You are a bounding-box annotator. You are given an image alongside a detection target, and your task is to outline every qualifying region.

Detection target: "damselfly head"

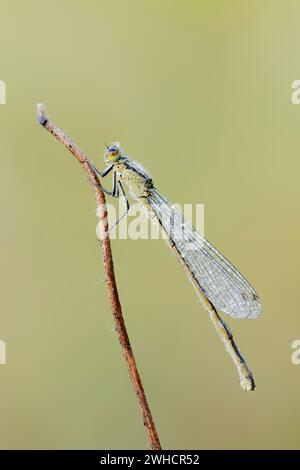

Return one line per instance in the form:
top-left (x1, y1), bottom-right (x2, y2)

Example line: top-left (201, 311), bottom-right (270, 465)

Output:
top-left (104, 142), bottom-right (122, 163)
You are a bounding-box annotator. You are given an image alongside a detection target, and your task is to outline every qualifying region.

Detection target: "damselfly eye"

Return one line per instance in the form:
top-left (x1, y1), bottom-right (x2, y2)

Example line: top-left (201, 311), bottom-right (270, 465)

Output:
top-left (105, 145), bottom-right (120, 161)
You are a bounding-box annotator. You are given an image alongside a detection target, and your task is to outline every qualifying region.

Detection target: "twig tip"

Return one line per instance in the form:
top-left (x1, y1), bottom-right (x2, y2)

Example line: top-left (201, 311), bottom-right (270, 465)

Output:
top-left (36, 103), bottom-right (48, 126)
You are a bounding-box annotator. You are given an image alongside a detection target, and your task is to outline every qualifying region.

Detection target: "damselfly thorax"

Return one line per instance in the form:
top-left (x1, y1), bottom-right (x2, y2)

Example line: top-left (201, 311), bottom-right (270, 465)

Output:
top-left (116, 162), bottom-right (153, 201)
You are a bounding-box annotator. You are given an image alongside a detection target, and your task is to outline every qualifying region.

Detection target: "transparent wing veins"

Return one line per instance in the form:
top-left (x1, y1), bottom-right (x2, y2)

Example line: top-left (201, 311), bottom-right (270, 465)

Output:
top-left (148, 188), bottom-right (261, 319)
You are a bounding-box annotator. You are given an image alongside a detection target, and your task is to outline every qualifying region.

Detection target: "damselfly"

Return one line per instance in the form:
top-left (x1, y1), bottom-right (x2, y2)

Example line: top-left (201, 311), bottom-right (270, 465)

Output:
top-left (89, 142), bottom-right (262, 391)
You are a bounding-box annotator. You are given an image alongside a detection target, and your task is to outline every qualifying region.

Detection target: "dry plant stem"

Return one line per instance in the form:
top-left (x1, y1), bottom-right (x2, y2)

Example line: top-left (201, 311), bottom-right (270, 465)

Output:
top-left (36, 104), bottom-right (161, 450)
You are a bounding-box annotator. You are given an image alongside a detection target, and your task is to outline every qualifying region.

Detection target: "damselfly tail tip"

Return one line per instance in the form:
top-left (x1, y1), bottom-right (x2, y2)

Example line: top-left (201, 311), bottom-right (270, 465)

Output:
top-left (241, 379), bottom-right (255, 392)
top-left (239, 367), bottom-right (255, 392)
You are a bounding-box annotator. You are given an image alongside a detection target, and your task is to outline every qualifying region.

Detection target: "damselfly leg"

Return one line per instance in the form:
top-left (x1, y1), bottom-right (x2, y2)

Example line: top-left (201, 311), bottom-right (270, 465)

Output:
top-left (89, 160), bottom-right (118, 197)
top-left (88, 160), bottom-right (130, 231)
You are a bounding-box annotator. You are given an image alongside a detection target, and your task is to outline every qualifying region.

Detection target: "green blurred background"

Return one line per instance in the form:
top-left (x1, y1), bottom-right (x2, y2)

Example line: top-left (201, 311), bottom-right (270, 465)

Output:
top-left (0, 0), bottom-right (299, 449)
